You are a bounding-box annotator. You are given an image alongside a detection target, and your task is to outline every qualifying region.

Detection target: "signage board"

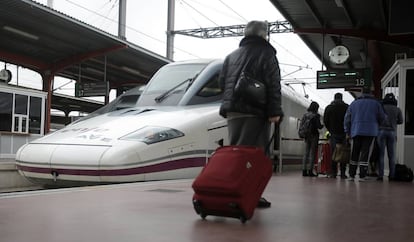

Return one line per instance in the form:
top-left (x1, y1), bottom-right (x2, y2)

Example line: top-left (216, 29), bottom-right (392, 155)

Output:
top-left (316, 69), bottom-right (371, 89)
top-left (75, 81), bottom-right (108, 97)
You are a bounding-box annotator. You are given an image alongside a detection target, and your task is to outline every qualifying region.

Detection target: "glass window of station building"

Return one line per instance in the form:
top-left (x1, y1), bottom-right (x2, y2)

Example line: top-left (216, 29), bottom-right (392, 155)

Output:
top-left (0, 88), bottom-right (46, 135)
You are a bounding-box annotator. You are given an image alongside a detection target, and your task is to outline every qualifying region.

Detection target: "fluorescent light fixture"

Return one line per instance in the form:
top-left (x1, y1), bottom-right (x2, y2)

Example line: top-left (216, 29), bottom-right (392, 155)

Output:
top-left (85, 67), bottom-right (105, 74)
top-left (121, 66), bottom-right (142, 76)
top-left (3, 26), bottom-right (39, 40)
top-left (335, 0), bottom-right (344, 7)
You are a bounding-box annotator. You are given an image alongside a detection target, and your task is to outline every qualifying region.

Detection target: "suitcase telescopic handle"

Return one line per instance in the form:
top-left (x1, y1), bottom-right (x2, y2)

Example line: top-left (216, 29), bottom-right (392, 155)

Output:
top-left (264, 127), bottom-right (276, 156)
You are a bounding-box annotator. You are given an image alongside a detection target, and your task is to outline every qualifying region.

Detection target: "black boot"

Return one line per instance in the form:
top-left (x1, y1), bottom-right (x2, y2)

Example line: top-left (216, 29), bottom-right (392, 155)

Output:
top-left (257, 197), bottom-right (271, 208)
top-left (329, 162), bottom-right (338, 178)
top-left (349, 164), bottom-right (357, 178)
top-left (359, 165), bottom-right (368, 179)
top-left (308, 169), bottom-right (317, 177)
top-left (302, 170), bottom-right (308, 177)
top-left (340, 163), bottom-right (347, 179)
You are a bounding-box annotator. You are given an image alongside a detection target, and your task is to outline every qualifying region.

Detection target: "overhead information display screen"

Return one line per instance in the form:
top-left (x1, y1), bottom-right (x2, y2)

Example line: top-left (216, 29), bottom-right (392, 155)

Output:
top-left (316, 69), bottom-right (371, 89)
top-left (75, 81), bottom-right (109, 97)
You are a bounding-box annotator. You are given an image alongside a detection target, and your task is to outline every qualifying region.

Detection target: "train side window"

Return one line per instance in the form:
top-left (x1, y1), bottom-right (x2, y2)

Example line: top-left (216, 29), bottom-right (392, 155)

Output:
top-left (0, 92), bottom-right (13, 132)
top-left (188, 74), bottom-right (223, 105)
top-left (114, 95), bottom-right (140, 110)
top-left (197, 74), bottom-right (222, 97)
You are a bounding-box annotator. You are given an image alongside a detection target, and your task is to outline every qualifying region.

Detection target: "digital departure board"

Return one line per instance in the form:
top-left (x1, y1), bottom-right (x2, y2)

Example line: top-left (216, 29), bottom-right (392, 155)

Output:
top-left (316, 69), bottom-right (371, 89)
top-left (75, 81), bottom-right (109, 97)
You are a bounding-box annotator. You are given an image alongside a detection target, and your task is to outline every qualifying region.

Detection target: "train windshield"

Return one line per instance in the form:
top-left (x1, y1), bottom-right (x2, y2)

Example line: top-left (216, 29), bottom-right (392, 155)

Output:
top-left (72, 85), bottom-right (145, 124)
top-left (144, 63), bottom-right (206, 95)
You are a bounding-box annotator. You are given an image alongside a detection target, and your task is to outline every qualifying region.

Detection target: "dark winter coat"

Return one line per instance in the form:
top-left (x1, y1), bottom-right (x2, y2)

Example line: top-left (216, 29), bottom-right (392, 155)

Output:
top-left (380, 104), bottom-right (403, 131)
top-left (323, 99), bottom-right (349, 135)
top-left (219, 36), bottom-right (283, 118)
top-left (309, 112), bottom-right (324, 137)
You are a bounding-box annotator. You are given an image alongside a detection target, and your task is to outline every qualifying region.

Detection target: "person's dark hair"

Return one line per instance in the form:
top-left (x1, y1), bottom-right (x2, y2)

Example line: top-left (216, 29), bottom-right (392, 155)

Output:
top-left (334, 92), bottom-right (342, 100)
top-left (383, 93), bottom-right (398, 106)
top-left (307, 101), bottom-right (319, 113)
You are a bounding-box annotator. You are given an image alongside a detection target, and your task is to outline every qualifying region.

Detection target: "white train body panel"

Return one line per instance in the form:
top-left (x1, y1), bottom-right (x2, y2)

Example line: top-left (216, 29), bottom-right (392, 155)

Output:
top-left (16, 59), bottom-right (311, 186)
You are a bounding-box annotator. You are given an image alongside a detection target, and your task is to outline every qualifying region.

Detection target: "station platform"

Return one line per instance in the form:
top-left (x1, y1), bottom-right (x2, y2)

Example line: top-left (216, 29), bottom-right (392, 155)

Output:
top-left (0, 172), bottom-right (413, 242)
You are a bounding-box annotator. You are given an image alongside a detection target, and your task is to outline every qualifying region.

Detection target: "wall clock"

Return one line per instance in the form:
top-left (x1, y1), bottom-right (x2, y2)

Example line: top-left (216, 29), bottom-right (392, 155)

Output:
top-left (328, 45), bottom-right (350, 65)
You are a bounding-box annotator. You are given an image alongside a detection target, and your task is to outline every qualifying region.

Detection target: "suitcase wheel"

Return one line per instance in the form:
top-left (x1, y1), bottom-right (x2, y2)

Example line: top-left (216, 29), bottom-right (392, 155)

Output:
top-left (239, 215), bottom-right (247, 224)
top-left (193, 199), bottom-right (207, 219)
top-left (229, 203), bottom-right (247, 224)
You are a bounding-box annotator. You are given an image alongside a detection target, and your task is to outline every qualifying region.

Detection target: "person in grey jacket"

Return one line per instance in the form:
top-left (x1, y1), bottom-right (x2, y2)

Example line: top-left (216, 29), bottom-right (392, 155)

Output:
top-left (219, 20), bottom-right (283, 207)
top-left (377, 93), bottom-right (403, 181)
top-left (344, 88), bottom-right (386, 181)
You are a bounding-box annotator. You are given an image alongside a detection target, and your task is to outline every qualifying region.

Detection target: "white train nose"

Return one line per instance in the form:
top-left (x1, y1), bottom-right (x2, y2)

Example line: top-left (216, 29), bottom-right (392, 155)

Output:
top-left (16, 143), bottom-right (111, 184)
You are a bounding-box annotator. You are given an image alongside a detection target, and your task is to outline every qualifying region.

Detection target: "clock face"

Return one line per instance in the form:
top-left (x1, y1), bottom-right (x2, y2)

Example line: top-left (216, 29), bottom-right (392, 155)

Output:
top-left (0, 69), bottom-right (12, 82)
top-left (328, 45), bottom-right (350, 64)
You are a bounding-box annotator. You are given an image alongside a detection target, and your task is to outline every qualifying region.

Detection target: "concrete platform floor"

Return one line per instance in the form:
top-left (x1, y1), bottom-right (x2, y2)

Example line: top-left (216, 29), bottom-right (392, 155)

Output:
top-left (0, 172), bottom-right (413, 242)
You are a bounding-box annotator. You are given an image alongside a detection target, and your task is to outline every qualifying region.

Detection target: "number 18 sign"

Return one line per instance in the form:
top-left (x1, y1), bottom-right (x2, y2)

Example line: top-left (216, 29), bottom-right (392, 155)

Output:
top-left (316, 69), bottom-right (371, 89)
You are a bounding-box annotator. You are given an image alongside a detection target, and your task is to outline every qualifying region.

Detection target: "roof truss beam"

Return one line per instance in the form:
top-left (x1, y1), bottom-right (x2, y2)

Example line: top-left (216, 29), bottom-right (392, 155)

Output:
top-left (339, 0), bottom-right (356, 27)
top-left (49, 44), bottom-right (127, 74)
top-left (294, 27), bottom-right (414, 47)
top-left (172, 21), bottom-right (292, 39)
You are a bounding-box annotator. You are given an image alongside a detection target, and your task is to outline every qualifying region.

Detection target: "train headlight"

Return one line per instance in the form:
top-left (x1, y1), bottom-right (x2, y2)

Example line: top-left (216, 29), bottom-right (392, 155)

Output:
top-left (120, 126), bottom-right (184, 144)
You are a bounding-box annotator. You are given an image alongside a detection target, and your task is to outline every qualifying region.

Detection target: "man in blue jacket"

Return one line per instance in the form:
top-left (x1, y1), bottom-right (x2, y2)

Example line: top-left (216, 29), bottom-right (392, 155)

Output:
top-left (344, 88), bottom-right (386, 181)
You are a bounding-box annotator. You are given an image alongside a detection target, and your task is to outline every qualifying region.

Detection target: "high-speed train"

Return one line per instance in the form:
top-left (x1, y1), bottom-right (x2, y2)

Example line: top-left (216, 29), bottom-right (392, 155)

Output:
top-left (16, 59), bottom-right (312, 187)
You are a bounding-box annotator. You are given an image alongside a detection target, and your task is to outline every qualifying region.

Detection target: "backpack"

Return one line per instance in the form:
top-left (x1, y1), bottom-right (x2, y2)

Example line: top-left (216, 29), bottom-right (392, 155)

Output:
top-left (394, 164), bottom-right (414, 182)
top-left (298, 113), bottom-right (314, 139)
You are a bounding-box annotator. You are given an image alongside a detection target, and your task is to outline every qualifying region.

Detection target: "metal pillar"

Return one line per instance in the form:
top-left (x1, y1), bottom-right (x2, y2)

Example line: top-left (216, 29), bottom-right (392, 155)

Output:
top-left (118, 0), bottom-right (127, 40)
top-left (166, 0), bottom-right (175, 60)
top-left (42, 72), bottom-right (54, 134)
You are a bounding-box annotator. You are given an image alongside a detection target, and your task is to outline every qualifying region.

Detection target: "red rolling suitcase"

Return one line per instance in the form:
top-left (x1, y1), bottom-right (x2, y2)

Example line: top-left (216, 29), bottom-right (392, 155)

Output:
top-left (315, 142), bottom-right (331, 175)
top-left (192, 145), bottom-right (273, 223)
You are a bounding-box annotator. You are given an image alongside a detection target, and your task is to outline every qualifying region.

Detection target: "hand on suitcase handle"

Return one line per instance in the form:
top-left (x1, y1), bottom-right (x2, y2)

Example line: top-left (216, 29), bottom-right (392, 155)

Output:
top-left (269, 115), bottom-right (282, 124)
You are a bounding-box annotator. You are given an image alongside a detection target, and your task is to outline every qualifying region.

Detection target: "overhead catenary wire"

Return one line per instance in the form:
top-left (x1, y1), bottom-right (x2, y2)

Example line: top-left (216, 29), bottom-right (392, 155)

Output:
top-left (62, 0), bottom-right (315, 68)
top-left (59, 1), bottom-right (327, 102)
top-left (63, 0), bottom-right (199, 58)
top-left (180, 0), bottom-right (220, 26)
top-left (83, 0), bottom-right (117, 28)
top-left (185, 0), bottom-right (246, 23)
top-left (178, 0), bottom-right (315, 70)
top-left (218, 0), bottom-right (248, 22)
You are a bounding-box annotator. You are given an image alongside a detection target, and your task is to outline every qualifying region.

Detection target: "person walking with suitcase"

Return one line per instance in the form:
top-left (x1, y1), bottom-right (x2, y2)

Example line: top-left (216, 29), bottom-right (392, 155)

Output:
top-left (323, 92), bottom-right (349, 179)
top-left (219, 20), bottom-right (284, 208)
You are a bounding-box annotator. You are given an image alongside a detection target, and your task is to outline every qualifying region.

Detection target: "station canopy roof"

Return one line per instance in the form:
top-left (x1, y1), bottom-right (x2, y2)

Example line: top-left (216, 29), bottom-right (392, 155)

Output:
top-left (270, 0), bottom-right (414, 77)
top-left (0, 0), bottom-right (171, 92)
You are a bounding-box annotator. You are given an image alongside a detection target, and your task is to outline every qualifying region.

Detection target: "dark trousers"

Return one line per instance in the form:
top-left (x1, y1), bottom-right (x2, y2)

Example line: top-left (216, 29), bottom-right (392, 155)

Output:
top-left (349, 135), bottom-right (375, 178)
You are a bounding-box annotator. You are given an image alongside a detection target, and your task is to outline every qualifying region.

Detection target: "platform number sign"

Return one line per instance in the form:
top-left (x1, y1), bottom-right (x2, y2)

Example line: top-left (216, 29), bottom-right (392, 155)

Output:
top-left (316, 69), bottom-right (371, 89)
